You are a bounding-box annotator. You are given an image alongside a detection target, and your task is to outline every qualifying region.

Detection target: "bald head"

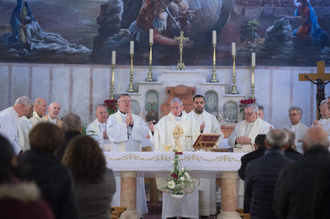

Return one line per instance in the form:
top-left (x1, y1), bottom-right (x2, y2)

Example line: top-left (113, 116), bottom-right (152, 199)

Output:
top-left (95, 105), bottom-right (108, 123)
top-left (48, 102), bottom-right (61, 119)
top-left (303, 127), bottom-right (329, 152)
top-left (34, 98), bottom-right (47, 116)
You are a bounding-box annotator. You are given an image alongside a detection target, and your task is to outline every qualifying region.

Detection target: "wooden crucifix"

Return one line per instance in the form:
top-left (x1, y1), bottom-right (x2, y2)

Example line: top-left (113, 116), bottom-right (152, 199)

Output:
top-left (299, 61), bottom-right (330, 119)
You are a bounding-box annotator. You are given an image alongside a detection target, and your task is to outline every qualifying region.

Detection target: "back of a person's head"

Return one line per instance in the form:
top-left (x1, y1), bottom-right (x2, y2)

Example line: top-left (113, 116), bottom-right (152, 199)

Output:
top-left (62, 135), bottom-right (106, 184)
top-left (0, 135), bottom-right (16, 183)
top-left (266, 129), bottom-right (288, 149)
top-left (61, 114), bottom-right (81, 132)
top-left (29, 123), bottom-right (64, 153)
top-left (255, 134), bottom-right (266, 148)
top-left (284, 128), bottom-right (296, 148)
top-left (303, 127), bottom-right (329, 150)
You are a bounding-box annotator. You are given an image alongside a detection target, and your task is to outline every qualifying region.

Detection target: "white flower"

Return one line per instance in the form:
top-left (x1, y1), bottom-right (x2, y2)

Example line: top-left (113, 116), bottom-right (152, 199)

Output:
top-left (185, 172), bottom-right (190, 178)
top-left (171, 161), bottom-right (175, 164)
top-left (167, 180), bottom-right (176, 189)
top-left (180, 177), bottom-right (185, 181)
top-left (181, 167), bottom-right (185, 171)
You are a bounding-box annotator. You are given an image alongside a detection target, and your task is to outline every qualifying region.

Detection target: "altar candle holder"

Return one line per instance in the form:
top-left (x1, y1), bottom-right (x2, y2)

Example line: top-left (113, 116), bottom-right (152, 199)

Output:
top-left (210, 43), bottom-right (218, 82)
top-left (231, 55), bottom-right (239, 94)
top-left (251, 66), bottom-right (255, 99)
top-left (110, 64), bottom-right (116, 100)
top-left (127, 54), bottom-right (136, 92)
top-left (146, 42), bottom-right (154, 81)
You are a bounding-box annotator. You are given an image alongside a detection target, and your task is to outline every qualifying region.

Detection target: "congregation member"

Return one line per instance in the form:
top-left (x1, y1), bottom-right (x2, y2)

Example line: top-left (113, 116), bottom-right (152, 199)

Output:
top-left (43, 102), bottom-right (62, 127)
top-left (238, 134), bottom-right (266, 213)
top-left (245, 129), bottom-right (292, 219)
top-left (312, 100), bottom-right (330, 127)
top-left (257, 106), bottom-right (265, 120)
top-left (188, 94), bottom-right (223, 217)
top-left (107, 94), bottom-right (149, 216)
top-left (56, 113), bottom-right (82, 160)
top-left (149, 97), bottom-right (200, 219)
top-left (274, 127), bottom-right (330, 219)
top-left (0, 134), bottom-right (54, 219)
top-left (288, 106), bottom-right (309, 153)
top-left (19, 104), bottom-right (33, 151)
top-left (62, 135), bottom-right (116, 219)
top-left (283, 129), bottom-right (303, 160)
top-left (18, 123), bottom-right (79, 219)
top-left (87, 105), bottom-right (110, 149)
top-left (30, 98), bottom-right (47, 126)
top-left (0, 96), bottom-right (32, 154)
top-left (228, 103), bottom-right (272, 151)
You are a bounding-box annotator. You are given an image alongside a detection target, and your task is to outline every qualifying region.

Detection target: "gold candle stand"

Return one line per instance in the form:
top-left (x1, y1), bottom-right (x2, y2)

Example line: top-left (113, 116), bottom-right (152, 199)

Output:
top-left (251, 66), bottom-right (255, 99)
top-left (231, 55), bottom-right (239, 94)
top-left (127, 54), bottom-right (136, 92)
top-left (146, 43), bottom-right (154, 81)
top-left (210, 44), bottom-right (218, 82)
top-left (110, 64), bottom-right (116, 100)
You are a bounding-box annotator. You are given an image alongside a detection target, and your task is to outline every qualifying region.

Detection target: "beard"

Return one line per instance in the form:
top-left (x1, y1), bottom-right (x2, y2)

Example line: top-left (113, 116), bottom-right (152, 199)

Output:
top-left (194, 107), bottom-right (203, 114)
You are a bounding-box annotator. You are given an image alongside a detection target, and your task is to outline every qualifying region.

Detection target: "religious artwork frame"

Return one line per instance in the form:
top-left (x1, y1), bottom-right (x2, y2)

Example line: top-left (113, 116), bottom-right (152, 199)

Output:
top-left (192, 133), bottom-right (221, 150)
top-left (205, 91), bottom-right (218, 114)
top-left (223, 101), bottom-right (238, 123)
top-left (130, 99), bottom-right (140, 115)
top-left (145, 89), bottom-right (159, 123)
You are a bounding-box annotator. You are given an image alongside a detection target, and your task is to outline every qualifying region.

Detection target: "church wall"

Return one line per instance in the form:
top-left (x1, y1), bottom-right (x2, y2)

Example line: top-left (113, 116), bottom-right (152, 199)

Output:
top-left (0, 62), bottom-right (329, 129)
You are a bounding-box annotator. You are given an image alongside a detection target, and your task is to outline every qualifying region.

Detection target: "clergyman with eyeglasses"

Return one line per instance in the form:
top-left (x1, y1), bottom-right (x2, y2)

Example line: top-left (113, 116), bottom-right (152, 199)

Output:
top-left (288, 106), bottom-right (308, 154)
top-left (228, 103), bottom-right (273, 151)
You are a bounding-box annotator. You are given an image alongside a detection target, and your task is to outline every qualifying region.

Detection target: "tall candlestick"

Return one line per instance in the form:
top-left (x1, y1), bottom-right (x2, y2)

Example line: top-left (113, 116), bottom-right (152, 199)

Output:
top-left (130, 41), bottom-right (134, 55)
top-left (231, 42), bottom-right (236, 56)
top-left (251, 52), bottom-right (256, 67)
top-left (149, 29), bottom-right (154, 44)
top-left (112, 51), bottom-right (116, 65)
top-left (212, 30), bottom-right (217, 45)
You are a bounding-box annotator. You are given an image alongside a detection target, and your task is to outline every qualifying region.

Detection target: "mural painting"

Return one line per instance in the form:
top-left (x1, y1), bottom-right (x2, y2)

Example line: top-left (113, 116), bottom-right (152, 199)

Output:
top-left (0, 0), bottom-right (330, 66)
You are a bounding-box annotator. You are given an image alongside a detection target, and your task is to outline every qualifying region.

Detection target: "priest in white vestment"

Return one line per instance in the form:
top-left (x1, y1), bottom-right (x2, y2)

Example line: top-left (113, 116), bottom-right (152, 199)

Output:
top-left (288, 106), bottom-right (309, 154)
top-left (30, 98), bottom-right (47, 126)
top-left (149, 97), bottom-right (200, 219)
top-left (107, 94), bottom-right (149, 216)
top-left (187, 94), bottom-right (223, 217)
top-left (0, 96), bottom-right (32, 154)
top-left (87, 105), bottom-right (110, 149)
top-left (19, 104), bottom-right (33, 151)
top-left (43, 102), bottom-right (62, 127)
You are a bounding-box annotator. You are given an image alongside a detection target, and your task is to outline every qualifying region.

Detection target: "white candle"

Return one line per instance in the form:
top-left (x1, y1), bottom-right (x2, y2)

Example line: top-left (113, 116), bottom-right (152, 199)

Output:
top-left (212, 30), bottom-right (217, 45)
top-left (231, 42), bottom-right (236, 56)
top-left (251, 53), bottom-right (256, 67)
top-left (149, 29), bottom-right (154, 44)
top-left (112, 51), bottom-right (116, 65)
top-left (130, 41), bottom-right (134, 55)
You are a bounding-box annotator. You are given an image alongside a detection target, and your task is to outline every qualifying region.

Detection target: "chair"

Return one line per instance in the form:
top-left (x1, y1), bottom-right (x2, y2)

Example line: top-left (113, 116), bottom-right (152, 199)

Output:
top-left (236, 209), bottom-right (250, 219)
top-left (111, 207), bottom-right (127, 218)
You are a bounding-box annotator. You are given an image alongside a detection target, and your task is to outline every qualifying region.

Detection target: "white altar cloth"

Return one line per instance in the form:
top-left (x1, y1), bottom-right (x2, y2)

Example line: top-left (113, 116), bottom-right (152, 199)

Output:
top-left (104, 152), bottom-right (244, 178)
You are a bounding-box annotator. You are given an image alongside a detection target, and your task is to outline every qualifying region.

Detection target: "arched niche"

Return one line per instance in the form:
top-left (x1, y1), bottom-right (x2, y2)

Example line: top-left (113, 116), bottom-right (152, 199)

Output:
top-left (130, 99), bottom-right (140, 115)
top-left (223, 101), bottom-right (238, 123)
top-left (205, 91), bottom-right (218, 114)
top-left (145, 90), bottom-right (159, 123)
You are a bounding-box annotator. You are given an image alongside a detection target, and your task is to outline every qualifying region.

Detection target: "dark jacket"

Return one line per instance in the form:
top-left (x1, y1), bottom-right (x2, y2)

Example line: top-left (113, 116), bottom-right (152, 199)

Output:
top-left (56, 130), bottom-right (81, 160)
top-left (238, 146), bottom-right (266, 181)
top-left (18, 150), bottom-right (79, 219)
top-left (245, 148), bottom-right (292, 219)
top-left (285, 147), bottom-right (303, 161)
top-left (274, 145), bottom-right (330, 219)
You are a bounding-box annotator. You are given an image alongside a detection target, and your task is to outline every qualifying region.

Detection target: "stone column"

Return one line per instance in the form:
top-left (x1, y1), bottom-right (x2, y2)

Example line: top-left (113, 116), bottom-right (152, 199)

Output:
top-left (119, 171), bottom-right (140, 219)
top-left (217, 171), bottom-right (241, 219)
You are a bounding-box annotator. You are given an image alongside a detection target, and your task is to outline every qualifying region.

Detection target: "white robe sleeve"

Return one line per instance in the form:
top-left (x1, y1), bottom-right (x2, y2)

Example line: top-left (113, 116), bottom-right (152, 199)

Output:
top-left (131, 115), bottom-right (149, 142)
top-left (0, 113), bottom-right (21, 154)
top-left (86, 123), bottom-right (104, 148)
top-left (106, 114), bottom-right (129, 143)
top-left (228, 124), bottom-right (240, 148)
top-left (211, 115), bottom-right (224, 145)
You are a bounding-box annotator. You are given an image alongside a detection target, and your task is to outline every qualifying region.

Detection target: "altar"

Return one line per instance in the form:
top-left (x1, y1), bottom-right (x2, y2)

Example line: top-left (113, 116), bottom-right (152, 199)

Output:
top-left (105, 151), bottom-right (245, 219)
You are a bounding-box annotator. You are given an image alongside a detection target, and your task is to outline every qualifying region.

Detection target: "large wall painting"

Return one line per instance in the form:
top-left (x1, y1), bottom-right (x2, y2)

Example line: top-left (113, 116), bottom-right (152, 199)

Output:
top-left (0, 0), bottom-right (330, 66)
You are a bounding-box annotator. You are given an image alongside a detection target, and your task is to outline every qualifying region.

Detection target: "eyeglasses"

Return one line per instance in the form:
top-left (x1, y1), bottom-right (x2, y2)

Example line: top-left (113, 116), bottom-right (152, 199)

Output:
top-left (119, 100), bottom-right (131, 103)
top-left (289, 113), bottom-right (298, 117)
top-left (244, 112), bottom-right (254, 117)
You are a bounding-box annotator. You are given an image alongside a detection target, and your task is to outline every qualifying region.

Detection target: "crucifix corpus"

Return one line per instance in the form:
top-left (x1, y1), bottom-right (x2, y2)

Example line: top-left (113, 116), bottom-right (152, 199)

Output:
top-left (174, 31), bottom-right (189, 71)
top-left (299, 61), bottom-right (330, 119)
top-left (173, 125), bottom-right (184, 152)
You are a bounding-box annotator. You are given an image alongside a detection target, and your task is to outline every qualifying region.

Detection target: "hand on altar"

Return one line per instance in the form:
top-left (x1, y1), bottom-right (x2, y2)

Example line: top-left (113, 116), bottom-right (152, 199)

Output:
top-left (313, 120), bottom-right (322, 128)
top-left (148, 121), bottom-right (155, 132)
top-left (103, 130), bottom-right (109, 139)
top-left (200, 122), bottom-right (205, 132)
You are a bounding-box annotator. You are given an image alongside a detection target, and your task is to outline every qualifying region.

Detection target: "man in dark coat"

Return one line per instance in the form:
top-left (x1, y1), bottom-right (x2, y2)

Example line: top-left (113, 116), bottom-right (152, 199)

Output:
top-left (274, 127), bottom-right (330, 219)
top-left (245, 129), bottom-right (292, 219)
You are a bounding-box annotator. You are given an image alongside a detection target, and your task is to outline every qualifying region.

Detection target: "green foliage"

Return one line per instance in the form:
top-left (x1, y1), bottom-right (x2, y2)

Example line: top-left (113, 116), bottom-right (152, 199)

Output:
top-left (81, 123), bottom-right (97, 136)
top-left (240, 19), bottom-right (261, 41)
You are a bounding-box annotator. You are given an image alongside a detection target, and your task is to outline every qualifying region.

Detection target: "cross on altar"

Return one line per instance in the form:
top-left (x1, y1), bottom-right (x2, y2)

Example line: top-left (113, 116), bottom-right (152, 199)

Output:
top-left (299, 61), bottom-right (330, 118)
top-left (174, 31), bottom-right (189, 70)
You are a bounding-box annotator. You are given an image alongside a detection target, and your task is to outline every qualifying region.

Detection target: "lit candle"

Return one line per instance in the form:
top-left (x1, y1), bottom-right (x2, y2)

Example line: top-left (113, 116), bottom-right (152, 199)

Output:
top-left (149, 29), bottom-right (154, 44)
top-left (130, 41), bottom-right (134, 55)
top-left (112, 51), bottom-right (116, 65)
top-left (212, 30), bottom-right (217, 45)
top-left (251, 53), bottom-right (256, 67)
top-left (231, 42), bottom-right (236, 56)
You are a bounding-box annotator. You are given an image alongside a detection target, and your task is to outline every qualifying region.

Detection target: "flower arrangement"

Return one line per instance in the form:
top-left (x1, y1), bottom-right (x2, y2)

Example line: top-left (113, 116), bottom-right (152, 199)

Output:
top-left (239, 98), bottom-right (257, 112)
top-left (104, 99), bottom-right (118, 115)
top-left (162, 150), bottom-right (193, 195)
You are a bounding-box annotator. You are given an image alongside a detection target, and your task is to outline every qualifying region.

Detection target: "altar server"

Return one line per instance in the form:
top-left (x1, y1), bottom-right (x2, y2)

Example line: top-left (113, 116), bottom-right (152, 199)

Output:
top-left (0, 96), bottom-right (32, 154)
top-left (30, 98), bottom-right (47, 126)
top-left (107, 94), bottom-right (149, 216)
top-left (149, 97), bottom-right (200, 219)
top-left (87, 105), bottom-right (110, 149)
top-left (288, 106), bottom-right (309, 153)
top-left (188, 94), bottom-right (223, 217)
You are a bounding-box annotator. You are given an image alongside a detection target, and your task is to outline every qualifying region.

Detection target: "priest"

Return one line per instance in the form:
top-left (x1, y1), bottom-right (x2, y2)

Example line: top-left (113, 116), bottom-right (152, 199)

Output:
top-left (30, 97), bottom-right (47, 126)
top-left (228, 103), bottom-right (273, 150)
top-left (288, 106), bottom-right (309, 153)
top-left (313, 100), bottom-right (330, 141)
top-left (106, 94), bottom-right (149, 216)
top-left (43, 102), bottom-right (62, 127)
top-left (19, 104), bottom-right (33, 151)
top-left (149, 97), bottom-right (200, 219)
top-left (86, 105), bottom-right (110, 149)
top-left (0, 96), bottom-right (32, 154)
top-left (187, 94), bottom-right (223, 217)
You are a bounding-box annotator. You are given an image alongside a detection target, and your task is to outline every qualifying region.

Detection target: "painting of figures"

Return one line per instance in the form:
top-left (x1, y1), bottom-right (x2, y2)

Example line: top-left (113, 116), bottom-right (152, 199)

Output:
top-left (0, 0), bottom-right (330, 66)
